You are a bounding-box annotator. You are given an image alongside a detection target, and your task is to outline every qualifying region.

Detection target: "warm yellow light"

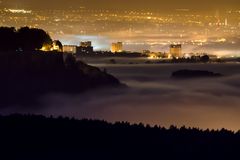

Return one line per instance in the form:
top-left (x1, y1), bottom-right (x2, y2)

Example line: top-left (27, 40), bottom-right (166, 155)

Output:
top-left (148, 55), bottom-right (155, 59)
top-left (5, 9), bottom-right (32, 14)
top-left (40, 44), bottom-right (51, 51)
top-left (216, 38), bottom-right (226, 43)
top-left (52, 44), bottom-right (60, 51)
top-left (168, 54), bottom-right (172, 59)
top-left (147, 53), bottom-right (160, 59)
top-left (41, 46), bottom-right (48, 51)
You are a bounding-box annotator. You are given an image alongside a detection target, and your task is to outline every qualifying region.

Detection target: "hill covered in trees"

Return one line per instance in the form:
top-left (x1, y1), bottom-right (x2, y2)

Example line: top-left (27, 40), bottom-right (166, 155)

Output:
top-left (0, 27), bottom-right (124, 107)
top-left (0, 114), bottom-right (239, 160)
top-left (0, 26), bottom-right (52, 51)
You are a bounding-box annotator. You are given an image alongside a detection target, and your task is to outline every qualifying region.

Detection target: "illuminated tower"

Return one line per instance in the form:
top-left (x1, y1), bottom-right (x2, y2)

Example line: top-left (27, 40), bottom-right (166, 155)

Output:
top-left (111, 42), bottom-right (123, 53)
top-left (170, 44), bottom-right (182, 58)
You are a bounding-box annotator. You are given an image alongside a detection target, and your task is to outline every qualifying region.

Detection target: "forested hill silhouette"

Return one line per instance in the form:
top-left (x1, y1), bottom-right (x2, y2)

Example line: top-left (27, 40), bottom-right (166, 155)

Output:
top-left (0, 27), bottom-right (124, 107)
top-left (0, 114), bottom-right (239, 160)
top-left (0, 26), bottom-right (52, 51)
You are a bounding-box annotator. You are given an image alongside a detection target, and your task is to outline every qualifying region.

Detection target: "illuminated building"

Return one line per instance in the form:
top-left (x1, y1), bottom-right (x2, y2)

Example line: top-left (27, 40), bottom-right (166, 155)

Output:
top-left (170, 44), bottom-right (182, 58)
top-left (52, 40), bottom-right (63, 52)
top-left (146, 52), bottom-right (164, 59)
top-left (77, 41), bottom-right (94, 54)
top-left (1, 8), bottom-right (239, 57)
top-left (111, 42), bottom-right (123, 53)
top-left (148, 53), bottom-right (159, 59)
top-left (80, 41), bottom-right (92, 47)
top-left (40, 43), bottom-right (52, 51)
top-left (63, 45), bottom-right (77, 54)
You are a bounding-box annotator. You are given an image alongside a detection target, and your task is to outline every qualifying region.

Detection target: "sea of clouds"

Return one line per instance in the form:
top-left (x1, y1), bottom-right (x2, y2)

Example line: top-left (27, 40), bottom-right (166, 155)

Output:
top-left (2, 63), bottom-right (240, 131)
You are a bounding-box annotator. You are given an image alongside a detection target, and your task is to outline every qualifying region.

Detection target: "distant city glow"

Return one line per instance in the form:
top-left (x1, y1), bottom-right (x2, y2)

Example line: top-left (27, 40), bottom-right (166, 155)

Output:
top-left (53, 34), bottom-right (110, 51)
top-left (1, 7), bottom-right (240, 57)
top-left (216, 38), bottom-right (227, 43)
top-left (5, 9), bottom-right (32, 14)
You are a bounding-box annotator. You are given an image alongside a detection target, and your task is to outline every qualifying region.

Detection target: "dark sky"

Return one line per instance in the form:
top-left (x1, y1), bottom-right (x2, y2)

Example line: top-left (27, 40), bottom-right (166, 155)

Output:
top-left (1, 0), bottom-right (240, 11)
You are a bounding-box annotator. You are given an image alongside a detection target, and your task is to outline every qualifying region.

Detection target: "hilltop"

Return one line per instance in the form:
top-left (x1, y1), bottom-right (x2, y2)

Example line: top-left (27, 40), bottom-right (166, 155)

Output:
top-left (0, 114), bottom-right (239, 160)
top-left (0, 51), bottom-right (124, 107)
top-left (0, 26), bottom-right (124, 107)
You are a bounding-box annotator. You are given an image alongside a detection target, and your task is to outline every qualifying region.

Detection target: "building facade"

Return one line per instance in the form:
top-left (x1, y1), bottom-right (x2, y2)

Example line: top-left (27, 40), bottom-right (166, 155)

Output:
top-left (111, 42), bottom-right (123, 53)
top-left (77, 41), bottom-right (94, 54)
top-left (80, 41), bottom-right (92, 48)
top-left (52, 40), bottom-right (63, 52)
top-left (63, 45), bottom-right (77, 54)
top-left (170, 44), bottom-right (182, 58)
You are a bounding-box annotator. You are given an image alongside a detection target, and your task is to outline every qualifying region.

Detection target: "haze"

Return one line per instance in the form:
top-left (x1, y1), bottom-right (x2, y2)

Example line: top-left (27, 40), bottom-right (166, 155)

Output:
top-left (1, 63), bottom-right (240, 131)
top-left (1, 0), bottom-right (240, 11)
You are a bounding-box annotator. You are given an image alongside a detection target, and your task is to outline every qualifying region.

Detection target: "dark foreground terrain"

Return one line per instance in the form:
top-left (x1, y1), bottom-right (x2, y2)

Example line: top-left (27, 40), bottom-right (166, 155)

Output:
top-left (0, 114), bottom-right (239, 160)
top-left (0, 51), bottom-right (124, 107)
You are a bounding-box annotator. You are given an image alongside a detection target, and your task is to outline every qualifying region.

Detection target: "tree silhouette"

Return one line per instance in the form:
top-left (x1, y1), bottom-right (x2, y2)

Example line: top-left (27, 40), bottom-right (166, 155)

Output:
top-left (17, 27), bottom-right (52, 51)
top-left (0, 114), bottom-right (239, 160)
top-left (53, 40), bottom-right (63, 52)
top-left (0, 26), bottom-right (53, 52)
top-left (0, 27), bottom-right (17, 51)
top-left (200, 55), bottom-right (210, 63)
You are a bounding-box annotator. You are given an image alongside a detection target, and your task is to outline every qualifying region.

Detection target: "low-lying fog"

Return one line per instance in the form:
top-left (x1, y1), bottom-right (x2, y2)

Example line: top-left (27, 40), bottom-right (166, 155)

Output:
top-left (3, 62), bottom-right (240, 131)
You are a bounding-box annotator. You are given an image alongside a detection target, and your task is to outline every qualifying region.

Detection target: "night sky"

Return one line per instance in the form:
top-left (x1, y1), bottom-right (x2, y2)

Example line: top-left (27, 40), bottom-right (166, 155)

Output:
top-left (1, 0), bottom-right (240, 10)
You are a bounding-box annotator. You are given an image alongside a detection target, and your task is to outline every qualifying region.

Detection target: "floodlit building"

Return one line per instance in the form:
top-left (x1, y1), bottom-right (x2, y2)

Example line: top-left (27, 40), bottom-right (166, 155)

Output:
top-left (170, 44), bottom-right (182, 58)
top-left (63, 45), bottom-right (77, 54)
top-left (52, 40), bottom-right (63, 52)
top-left (77, 46), bottom-right (94, 54)
top-left (111, 42), bottom-right (123, 53)
top-left (76, 41), bottom-right (94, 54)
top-left (80, 41), bottom-right (92, 47)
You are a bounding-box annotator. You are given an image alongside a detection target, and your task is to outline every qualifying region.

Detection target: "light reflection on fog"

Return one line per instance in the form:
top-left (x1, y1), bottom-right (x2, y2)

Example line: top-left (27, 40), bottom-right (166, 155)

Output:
top-left (2, 63), bottom-right (240, 131)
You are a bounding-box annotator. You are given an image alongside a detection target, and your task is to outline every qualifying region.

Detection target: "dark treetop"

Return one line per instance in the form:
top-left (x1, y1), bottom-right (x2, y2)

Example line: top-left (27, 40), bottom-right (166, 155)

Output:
top-left (0, 27), bottom-right (52, 52)
top-left (0, 114), bottom-right (239, 160)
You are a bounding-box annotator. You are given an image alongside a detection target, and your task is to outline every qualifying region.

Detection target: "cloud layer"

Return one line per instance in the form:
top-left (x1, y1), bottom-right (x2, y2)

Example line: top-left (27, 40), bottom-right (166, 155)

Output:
top-left (2, 63), bottom-right (240, 131)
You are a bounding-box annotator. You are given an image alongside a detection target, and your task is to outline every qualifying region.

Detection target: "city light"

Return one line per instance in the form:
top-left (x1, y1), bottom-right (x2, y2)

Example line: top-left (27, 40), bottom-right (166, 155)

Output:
top-left (0, 7), bottom-right (239, 57)
top-left (5, 9), bottom-right (32, 14)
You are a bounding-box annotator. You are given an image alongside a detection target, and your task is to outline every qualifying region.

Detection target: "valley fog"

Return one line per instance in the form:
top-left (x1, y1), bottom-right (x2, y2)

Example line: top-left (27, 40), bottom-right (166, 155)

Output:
top-left (2, 62), bottom-right (240, 131)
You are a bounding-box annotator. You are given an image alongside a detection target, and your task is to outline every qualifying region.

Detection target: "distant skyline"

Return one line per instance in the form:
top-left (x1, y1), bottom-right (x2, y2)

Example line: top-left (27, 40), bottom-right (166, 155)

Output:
top-left (0, 0), bottom-right (239, 11)
top-left (1, 0), bottom-right (240, 56)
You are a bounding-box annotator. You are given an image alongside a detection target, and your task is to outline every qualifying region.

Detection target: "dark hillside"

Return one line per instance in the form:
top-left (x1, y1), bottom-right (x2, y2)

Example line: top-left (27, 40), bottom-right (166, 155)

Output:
top-left (0, 51), bottom-right (123, 107)
top-left (0, 114), bottom-right (239, 160)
